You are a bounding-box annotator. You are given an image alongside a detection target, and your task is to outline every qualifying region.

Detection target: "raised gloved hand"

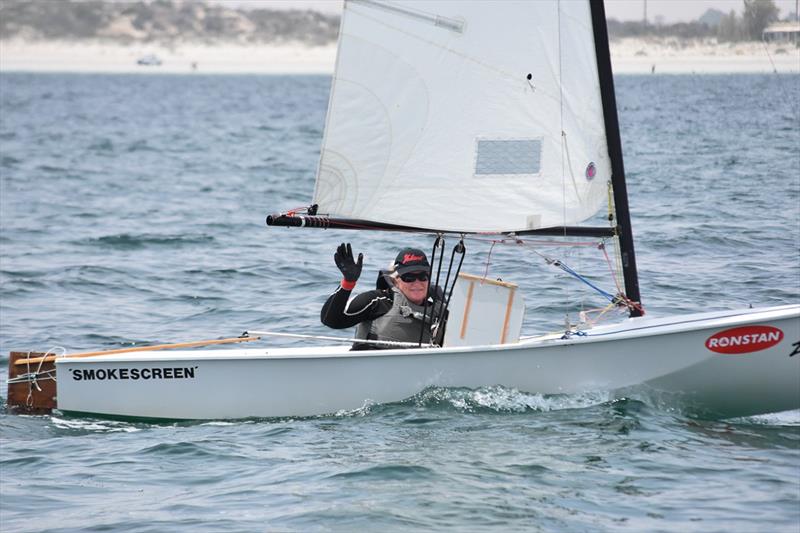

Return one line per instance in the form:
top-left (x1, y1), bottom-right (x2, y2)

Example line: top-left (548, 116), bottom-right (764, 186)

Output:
top-left (334, 242), bottom-right (363, 283)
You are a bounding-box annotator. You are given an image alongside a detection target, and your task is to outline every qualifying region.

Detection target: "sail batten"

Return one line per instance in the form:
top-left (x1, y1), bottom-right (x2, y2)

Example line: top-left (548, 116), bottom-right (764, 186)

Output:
top-left (351, 0), bottom-right (465, 34)
top-left (313, 0), bottom-right (611, 234)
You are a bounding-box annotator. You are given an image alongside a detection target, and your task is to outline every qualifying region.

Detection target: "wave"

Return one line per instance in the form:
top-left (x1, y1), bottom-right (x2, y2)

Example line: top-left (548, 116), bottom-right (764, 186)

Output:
top-left (328, 464), bottom-right (435, 481)
top-left (49, 415), bottom-right (143, 434)
top-left (80, 233), bottom-right (215, 250)
top-left (326, 386), bottom-right (614, 419)
top-left (125, 140), bottom-right (159, 152)
top-left (1, 155), bottom-right (21, 167)
top-left (36, 164), bottom-right (68, 173)
top-left (87, 138), bottom-right (114, 152)
top-left (407, 386), bottom-right (613, 414)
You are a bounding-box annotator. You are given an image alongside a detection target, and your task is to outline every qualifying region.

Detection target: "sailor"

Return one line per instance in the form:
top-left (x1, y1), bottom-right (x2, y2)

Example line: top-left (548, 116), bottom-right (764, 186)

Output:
top-left (321, 243), bottom-right (445, 350)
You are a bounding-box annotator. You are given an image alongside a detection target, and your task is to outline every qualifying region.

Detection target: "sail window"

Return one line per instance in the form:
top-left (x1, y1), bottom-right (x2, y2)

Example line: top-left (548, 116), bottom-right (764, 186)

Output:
top-left (474, 139), bottom-right (542, 176)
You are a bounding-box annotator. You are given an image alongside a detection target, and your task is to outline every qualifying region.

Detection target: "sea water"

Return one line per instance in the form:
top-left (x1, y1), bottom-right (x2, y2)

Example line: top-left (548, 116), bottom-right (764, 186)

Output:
top-left (0, 72), bottom-right (798, 532)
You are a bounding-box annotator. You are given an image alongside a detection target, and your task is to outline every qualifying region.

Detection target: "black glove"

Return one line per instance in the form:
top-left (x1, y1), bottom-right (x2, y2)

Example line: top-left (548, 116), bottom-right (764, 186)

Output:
top-left (334, 242), bottom-right (363, 282)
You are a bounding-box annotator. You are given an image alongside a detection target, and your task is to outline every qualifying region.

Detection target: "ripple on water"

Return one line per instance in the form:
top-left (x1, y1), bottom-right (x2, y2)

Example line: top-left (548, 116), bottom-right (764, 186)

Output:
top-left (329, 464), bottom-right (437, 481)
top-left (78, 233), bottom-right (216, 250)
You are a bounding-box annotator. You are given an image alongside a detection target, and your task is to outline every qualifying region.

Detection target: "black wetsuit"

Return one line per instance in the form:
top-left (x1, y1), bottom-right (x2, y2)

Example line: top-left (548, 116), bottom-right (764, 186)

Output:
top-left (320, 284), bottom-right (444, 350)
top-left (321, 286), bottom-right (391, 326)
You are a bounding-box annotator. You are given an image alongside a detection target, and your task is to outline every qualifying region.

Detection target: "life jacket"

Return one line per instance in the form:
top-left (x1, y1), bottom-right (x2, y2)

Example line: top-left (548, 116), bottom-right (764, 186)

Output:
top-left (353, 286), bottom-right (444, 350)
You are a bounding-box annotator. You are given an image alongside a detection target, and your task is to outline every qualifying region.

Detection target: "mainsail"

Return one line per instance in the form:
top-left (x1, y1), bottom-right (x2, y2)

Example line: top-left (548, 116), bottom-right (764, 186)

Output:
top-left (313, 0), bottom-right (611, 233)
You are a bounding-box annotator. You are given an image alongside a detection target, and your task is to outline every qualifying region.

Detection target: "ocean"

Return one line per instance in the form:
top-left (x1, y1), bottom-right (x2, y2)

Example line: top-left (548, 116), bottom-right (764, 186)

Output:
top-left (1, 72), bottom-right (798, 532)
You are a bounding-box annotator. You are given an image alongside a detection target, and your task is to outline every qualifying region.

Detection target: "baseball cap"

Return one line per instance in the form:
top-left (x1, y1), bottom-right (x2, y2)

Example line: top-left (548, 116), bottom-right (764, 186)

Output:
top-left (393, 247), bottom-right (430, 275)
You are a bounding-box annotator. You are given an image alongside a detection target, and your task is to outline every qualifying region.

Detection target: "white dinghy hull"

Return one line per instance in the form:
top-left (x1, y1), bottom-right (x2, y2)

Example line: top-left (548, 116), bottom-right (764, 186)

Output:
top-left (54, 305), bottom-right (799, 420)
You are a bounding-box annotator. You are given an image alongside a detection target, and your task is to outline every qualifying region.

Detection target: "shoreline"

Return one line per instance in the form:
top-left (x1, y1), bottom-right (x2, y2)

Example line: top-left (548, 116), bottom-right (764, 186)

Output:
top-left (1, 38), bottom-right (798, 75)
top-left (0, 40), bottom-right (338, 75)
top-left (610, 37), bottom-right (800, 74)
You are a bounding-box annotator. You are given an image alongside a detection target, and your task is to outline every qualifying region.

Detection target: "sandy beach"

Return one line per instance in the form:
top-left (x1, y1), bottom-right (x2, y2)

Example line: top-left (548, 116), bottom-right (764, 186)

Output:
top-left (610, 38), bottom-right (800, 74)
top-left (1, 38), bottom-right (798, 74)
top-left (0, 40), bottom-right (338, 74)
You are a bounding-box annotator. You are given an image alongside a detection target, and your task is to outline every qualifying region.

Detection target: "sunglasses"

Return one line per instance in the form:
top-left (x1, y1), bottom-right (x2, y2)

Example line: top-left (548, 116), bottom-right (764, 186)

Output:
top-left (400, 272), bottom-right (429, 283)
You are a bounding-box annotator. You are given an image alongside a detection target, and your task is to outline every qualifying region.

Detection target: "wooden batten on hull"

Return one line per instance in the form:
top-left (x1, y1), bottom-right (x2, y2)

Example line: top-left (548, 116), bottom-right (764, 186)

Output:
top-left (7, 351), bottom-right (57, 414)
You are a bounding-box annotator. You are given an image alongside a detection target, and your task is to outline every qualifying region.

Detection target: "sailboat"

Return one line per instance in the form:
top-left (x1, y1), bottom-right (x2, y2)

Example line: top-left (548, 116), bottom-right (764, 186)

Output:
top-left (7, 0), bottom-right (799, 420)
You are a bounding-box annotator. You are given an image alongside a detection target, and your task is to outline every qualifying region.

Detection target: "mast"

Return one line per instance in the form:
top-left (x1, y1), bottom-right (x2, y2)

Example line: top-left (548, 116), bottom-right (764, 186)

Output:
top-left (589, 0), bottom-right (643, 316)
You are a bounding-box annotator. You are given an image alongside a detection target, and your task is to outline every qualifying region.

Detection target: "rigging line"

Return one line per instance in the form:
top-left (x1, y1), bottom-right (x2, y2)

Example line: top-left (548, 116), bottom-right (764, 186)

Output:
top-left (553, 260), bottom-right (616, 302)
top-left (482, 240), bottom-right (498, 281)
top-left (614, 236), bottom-right (624, 291)
top-left (437, 239), bottom-right (467, 326)
top-left (432, 238), bottom-right (453, 328)
top-left (618, 293), bottom-right (645, 315)
top-left (474, 232), bottom-right (630, 314)
top-left (249, 330), bottom-right (434, 348)
top-left (608, 235), bottom-right (639, 312)
top-left (561, 132), bottom-right (584, 204)
top-left (760, 37), bottom-right (800, 124)
top-left (516, 240), bottom-right (554, 263)
top-left (599, 242), bottom-right (624, 295)
top-left (579, 302), bottom-right (623, 328)
top-left (557, 0), bottom-right (566, 236)
top-left (505, 236), bottom-right (597, 265)
top-left (24, 351), bottom-right (34, 405)
top-left (605, 172), bottom-right (625, 299)
top-left (483, 238), bottom-right (623, 306)
top-left (556, 0), bottom-right (574, 318)
top-left (7, 369), bottom-right (56, 385)
top-left (24, 347), bottom-right (62, 406)
top-left (503, 237), bottom-right (621, 305)
top-left (420, 235), bottom-right (444, 346)
top-left (760, 36), bottom-right (781, 74)
top-left (461, 234), bottom-right (600, 247)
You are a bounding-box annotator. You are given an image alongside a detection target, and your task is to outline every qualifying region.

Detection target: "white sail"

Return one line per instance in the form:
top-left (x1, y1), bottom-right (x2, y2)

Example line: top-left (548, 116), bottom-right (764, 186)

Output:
top-left (313, 0), bottom-right (611, 233)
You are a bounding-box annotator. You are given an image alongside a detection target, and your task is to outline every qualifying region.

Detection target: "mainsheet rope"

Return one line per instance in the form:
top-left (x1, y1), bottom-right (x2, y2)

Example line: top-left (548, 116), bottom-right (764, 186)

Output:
top-left (466, 234), bottom-right (644, 316)
top-left (418, 236), bottom-right (466, 346)
top-left (419, 235), bottom-right (444, 346)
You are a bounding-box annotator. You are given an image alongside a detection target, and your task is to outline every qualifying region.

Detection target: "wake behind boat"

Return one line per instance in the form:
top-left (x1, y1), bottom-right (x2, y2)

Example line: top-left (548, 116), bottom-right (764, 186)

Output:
top-left (7, 0), bottom-right (799, 420)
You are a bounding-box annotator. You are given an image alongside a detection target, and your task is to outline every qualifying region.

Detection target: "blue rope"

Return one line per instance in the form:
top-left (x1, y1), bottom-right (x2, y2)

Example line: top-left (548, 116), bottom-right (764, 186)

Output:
top-left (553, 260), bottom-right (616, 302)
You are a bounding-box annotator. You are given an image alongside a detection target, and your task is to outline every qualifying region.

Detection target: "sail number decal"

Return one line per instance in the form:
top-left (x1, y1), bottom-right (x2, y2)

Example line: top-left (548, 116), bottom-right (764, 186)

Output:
top-left (705, 325), bottom-right (784, 354)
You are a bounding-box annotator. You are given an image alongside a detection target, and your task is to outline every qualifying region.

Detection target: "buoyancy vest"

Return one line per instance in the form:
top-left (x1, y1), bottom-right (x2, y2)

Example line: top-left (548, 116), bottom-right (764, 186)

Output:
top-left (354, 286), bottom-right (444, 350)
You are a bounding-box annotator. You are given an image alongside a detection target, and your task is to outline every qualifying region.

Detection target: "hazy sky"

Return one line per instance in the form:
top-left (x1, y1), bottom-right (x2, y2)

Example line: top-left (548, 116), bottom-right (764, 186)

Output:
top-left (224, 0), bottom-right (799, 23)
top-left (605, 0), bottom-right (798, 22)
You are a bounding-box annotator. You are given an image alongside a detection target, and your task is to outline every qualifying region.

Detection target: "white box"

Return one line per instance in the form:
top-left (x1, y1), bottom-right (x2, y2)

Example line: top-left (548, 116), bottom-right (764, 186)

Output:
top-left (443, 273), bottom-right (525, 347)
